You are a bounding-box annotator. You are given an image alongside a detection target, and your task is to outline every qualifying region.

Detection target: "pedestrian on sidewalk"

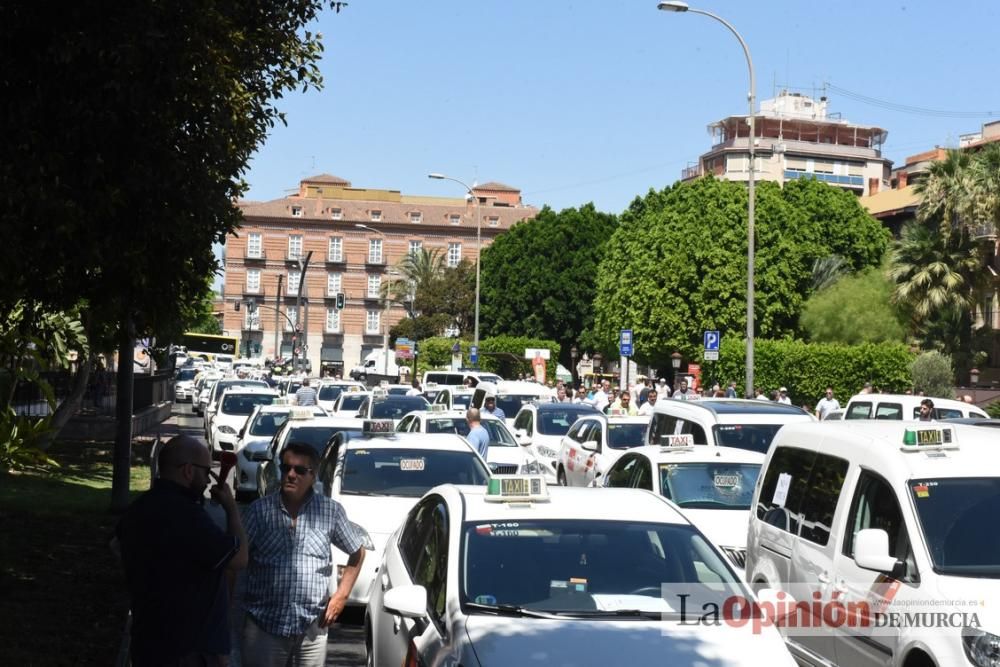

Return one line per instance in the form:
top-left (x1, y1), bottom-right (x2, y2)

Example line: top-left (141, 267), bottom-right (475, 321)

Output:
top-left (115, 435), bottom-right (248, 667)
top-left (241, 442), bottom-right (366, 667)
top-left (815, 387), bottom-right (840, 420)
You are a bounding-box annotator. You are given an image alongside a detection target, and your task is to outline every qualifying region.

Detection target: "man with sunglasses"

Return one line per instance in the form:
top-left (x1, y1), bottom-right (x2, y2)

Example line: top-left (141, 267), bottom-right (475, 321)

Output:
top-left (241, 442), bottom-right (366, 667)
top-left (116, 435), bottom-right (248, 667)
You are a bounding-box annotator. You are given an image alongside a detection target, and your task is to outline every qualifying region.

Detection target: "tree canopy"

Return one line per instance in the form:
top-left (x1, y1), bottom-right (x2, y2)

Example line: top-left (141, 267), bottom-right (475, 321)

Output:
top-left (479, 203), bottom-right (617, 368)
top-left (800, 266), bottom-right (906, 345)
top-left (591, 177), bottom-right (889, 367)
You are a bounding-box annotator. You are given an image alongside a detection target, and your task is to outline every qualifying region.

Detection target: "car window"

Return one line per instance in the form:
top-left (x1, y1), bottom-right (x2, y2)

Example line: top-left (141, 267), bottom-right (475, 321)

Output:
top-left (648, 413), bottom-right (679, 446)
top-left (875, 403), bottom-right (902, 419)
top-left (607, 423), bottom-right (646, 450)
top-left (844, 471), bottom-right (915, 580)
top-left (249, 413), bottom-right (288, 436)
top-left (756, 446), bottom-right (817, 535)
top-left (677, 420), bottom-right (708, 444)
top-left (411, 501), bottom-right (449, 624)
top-left (338, 394), bottom-right (367, 411)
top-left (371, 398), bottom-right (428, 420)
top-left (795, 453), bottom-right (849, 546)
top-left (565, 420), bottom-right (586, 442)
top-left (845, 402), bottom-right (873, 419)
top-left (400, 498), bottom-right (437, 573)
top-left (221, 393), bottom-right (275, 415)
top-left (909, 477), bottom-right (1000, 577)
top-left (605, 455), bottom-right (640, 488)
top-left (633, 456), bottom-right (653, 491)
top-left (396, 415), bottom-right (414, 432)
top-left (659, 463), bottom-right (761, 509)
top-left (712, 424), bottom-right (784, 454)
top-left (284, 425), bottom-right (356, 457)
top-left (536, 409), bottom-right (587, 436)
top-left (496, 395), bottom-right (537, 417)
top-left (340, 448), bottom-right (490, 497)
top-left (318, 385), bottom-right (343, 401)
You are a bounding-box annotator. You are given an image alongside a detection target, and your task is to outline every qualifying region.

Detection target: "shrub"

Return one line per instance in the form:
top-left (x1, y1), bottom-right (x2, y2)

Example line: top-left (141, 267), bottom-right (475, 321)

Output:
top-left (909, 351), bottom-right (955, 398)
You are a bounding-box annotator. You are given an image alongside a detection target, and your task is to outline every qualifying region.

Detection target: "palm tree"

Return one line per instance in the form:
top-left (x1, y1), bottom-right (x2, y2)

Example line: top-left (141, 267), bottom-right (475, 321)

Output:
top-left (969, 142), bottom-right (1000, 235)
top-left (916, 149), bottom-right (976, 235)
top-left (382, 247), bottom-right (445, 317)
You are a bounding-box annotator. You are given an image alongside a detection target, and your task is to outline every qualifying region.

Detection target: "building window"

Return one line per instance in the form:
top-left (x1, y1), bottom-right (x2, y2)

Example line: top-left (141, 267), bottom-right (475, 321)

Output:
top-left (367, 274), bottom-right (381, 299)
top-left (247, 233), bottom-right (263, 258)
top-left (449, 214), bottom-right (461, 226)
top-left (409, 240), bottom-right (422, 256)
top-left (371, 210), bottom-right (382, 222)
top-left (366, 310), bottom-right (380, 334)
top-left (331, 208), bottom-right (343, 220)
top-left (291, 206), bottom-right (303, 217)
top-left (328, 236), bottom-right (343, 262)
top-left (246, 269), bottom-right (261, 293)
top-left (325, 307), bottom-right (341, 333)
top-left (368, 239), bottom-right (383, 264)
top-left (327, 272), bottom-right (342, 296)
top-left (447, 242), bottom-right (461, 267)
top-left (287, 270), bottom-right (301, 295)
top-left (288, 234), bottom-right (303, 260)
top-left (244, 308), bottom-right (261, 331)
top-left (285, 308), bottom-right (298, 332)
top-left (410, 212), bottom-right (422, 224)
top-left (488, 217), bottom-right (499, 227)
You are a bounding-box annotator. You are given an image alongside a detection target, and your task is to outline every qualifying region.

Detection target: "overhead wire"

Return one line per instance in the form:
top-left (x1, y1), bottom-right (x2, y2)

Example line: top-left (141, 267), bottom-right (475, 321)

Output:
top-left (825, 83), bottom-right (1000, 119)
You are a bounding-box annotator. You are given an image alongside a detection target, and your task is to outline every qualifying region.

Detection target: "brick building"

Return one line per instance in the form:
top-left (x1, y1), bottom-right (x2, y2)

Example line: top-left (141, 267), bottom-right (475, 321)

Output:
top-left (222, 174), bottom-right (537, 375)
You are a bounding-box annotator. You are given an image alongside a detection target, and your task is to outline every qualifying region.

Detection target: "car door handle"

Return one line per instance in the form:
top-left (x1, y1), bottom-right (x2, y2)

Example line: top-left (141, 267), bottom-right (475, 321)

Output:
top-left (381, 573), bottom-right (389, 592)
top-left (817, 572), bottom-right (831, 584)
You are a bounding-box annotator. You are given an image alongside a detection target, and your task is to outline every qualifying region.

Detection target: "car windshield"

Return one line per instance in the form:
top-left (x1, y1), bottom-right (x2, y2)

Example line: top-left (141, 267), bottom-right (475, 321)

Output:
top-left (658, 463), bottom-right (761, 509)
top-left (909, 477), bottom-right (1000, 577)
top-left (318, 385), bottom-right (343, 401)
top-left (214, 380), bottom-right (267, 404)
top-left (496, 394), bottom-right (539, 417)
top-left (341, 448), bottom-right (489, 497)
top-left (249, 412), bottom-right (290, 436)
top-left (537, 409), bottom-right (593, 436)
top-left (285, 425), bottom-right (354, 455)
top-left (337, 394), bottom-right (367, 411)
top-left (607, 423), bottom-right (647, 450)
top-left (461, 520), bottom-right (742, 615)
top-left (451, 393), bottom-right (473, 408)
top-left (425, 418), bottom-right (516, 446)
top-left (371, 397), bottom-right (428, 420)
top-left (176, 369), bottom-right (198, 381)
top-left (712, 424), bottom-right (784, 454)
top-left (221, 393), bottom-right (276, 415)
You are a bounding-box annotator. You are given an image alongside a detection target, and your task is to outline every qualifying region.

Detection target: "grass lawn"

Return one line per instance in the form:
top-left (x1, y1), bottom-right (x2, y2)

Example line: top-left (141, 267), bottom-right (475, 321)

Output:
top-left (0, 442), bottom-right (150, 666)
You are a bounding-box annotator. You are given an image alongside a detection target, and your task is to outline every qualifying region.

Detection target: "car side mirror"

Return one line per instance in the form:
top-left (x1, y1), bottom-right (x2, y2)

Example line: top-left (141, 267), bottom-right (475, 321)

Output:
top-left (515, 430), bottom-right (531, 446)
top-left (581, 440), bottom-right (599, 452)
top-left (383, 584), bottom-right (428, 619)
top-left (251, 450), bottom-right (270, 462)
top-left (853, 528), bottom-right (898, 573)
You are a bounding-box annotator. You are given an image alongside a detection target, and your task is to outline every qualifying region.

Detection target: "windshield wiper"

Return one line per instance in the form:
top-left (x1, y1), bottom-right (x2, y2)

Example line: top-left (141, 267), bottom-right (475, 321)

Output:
top-left (465, 602), bottom-right (561, 619)
top-left (554, 609), bottom-right (668, 619)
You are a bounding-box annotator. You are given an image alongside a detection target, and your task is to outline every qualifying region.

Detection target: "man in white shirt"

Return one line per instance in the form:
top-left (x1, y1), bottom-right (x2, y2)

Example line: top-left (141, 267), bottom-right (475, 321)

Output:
top-left (587, 380), bottom-right (611, 413)
top-left (637, 389), bottom-right (658, 416)
top-left (672, 379), bottom-right (697, 401)
top-left (815, 387), bottom-right (840, 420)
top-left (777, 387), bottom-right (792, 405)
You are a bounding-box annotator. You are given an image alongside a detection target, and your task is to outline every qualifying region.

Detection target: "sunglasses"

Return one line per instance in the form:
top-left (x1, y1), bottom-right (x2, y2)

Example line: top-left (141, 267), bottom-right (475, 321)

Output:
top-left (280, 463), bottom-right (314, 476)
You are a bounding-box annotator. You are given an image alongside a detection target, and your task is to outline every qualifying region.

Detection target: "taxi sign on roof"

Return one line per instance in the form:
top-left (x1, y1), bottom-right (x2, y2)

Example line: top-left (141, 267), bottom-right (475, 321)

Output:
top-left (659, 433), bottom-right (696, 449)
top-left (486, 475), bottom-right (550, 503)
top-left (288, 407), bottom-right (315, 420)
top-left (371, 388), bottom-right (388, 398)
top-left (428, 403), bottom-right (449, 413)
top-left (901, 426), bottom-right (958, 451)
top-left (362, 419), bottom-right (395, 435)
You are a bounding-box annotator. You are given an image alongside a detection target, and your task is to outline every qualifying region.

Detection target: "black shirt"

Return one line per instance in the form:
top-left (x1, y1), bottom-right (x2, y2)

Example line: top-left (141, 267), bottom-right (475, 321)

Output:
top-left (116, 479), bottom-right (238, 665)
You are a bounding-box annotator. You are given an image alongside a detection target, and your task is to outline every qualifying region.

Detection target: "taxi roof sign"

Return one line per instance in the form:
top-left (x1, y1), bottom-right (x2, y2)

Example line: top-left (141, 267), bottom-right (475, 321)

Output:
top-left (362, 419), bottom-right (395, 436)
top-left (901, 426), bottom-right (958, 451)
top-left (289, 407), bottom-right (315, 420)
top-left (485, 475), bottom-right (550, 503)
top-left (427, 403), bottom-right (449, 413)
top-left (659, 433), bottom-right (696, 450)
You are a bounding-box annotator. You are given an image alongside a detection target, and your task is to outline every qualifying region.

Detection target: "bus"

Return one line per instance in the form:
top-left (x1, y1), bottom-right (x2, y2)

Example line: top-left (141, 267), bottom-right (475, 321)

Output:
top-left (180, 332), bottom-right (239, 366)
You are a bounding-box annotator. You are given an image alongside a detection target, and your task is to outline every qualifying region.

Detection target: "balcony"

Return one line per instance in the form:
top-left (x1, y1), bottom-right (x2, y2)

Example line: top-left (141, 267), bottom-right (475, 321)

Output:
top-left (324, 253), bottom-right (346, 266)
top-left (242, 285), bottom-right (262, 297)
top-left (783, 170), bottom-right (864, 188)
top-left (244, 250), bottom-right (266, 262)
top-left (365, 255), bottom-right (386, 268)
top-left (285, 252), bottom-right (305, 264)
top-left (681, 165), bottom-right (702, 181)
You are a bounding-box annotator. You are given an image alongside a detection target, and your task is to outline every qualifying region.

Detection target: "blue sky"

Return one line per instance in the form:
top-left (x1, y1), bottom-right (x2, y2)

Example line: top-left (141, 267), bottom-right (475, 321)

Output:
top-left (242, 0), bottom-right (1000, 215)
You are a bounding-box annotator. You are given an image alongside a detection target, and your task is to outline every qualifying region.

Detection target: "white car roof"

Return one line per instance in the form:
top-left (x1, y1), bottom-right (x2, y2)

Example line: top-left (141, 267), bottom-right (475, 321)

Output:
top-left (344, 432), bottom-right (474, 453)
top-left (496, 380), bottom-right (554, 396)
top-left (255, 404), bottom-right (325, 414)
top-left (451, 485), bottom-right (691, 524)
top-left (219, 386), bottom-right (279, 397)
top-left (845, 392), bottom-right (987, 415)
top-left (651, 398), bottom-right (814, 424)
top-left (285, 416), bottom-right (364, 428)
top-left (594, 414), bottom-right (651, 426)
top-left (415, 409), bottom-right (503, 423)
top-left (629, 444), bottom-right (766, 465)
top-left (773, 421), bottom-right (1000, 484)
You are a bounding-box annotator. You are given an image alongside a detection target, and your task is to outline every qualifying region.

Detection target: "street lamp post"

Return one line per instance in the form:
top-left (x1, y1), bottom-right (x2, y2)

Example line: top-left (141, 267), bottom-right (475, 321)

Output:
top-left (658, 1), bottom-right (756, 398)
top-left (428, 173), bottom-right (482, 363)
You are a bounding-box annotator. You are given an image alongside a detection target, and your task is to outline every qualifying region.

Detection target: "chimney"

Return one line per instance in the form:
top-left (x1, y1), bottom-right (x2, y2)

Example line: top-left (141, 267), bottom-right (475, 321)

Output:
top-left (898, 172), bottom-right (908, 189)
top-left (315, 187), bottom-right (324, 216)
top-left (868, 177), bottom-right (880, 195)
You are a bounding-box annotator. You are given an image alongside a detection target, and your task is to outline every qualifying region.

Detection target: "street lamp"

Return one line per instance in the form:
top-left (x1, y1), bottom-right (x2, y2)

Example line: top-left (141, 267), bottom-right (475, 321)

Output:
top-left (658, 1), bottom-right (757, 398)
top-left (428, 173), bottom-right (482, 363)
top-left (671, 351), bottom-right (683, 371)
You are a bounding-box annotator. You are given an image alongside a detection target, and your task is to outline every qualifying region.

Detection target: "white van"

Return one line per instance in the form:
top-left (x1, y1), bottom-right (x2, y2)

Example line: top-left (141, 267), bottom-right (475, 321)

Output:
top-left (645, 399), bottom-right (816, 454)
top-left (421, 370), bottom-right (503, 389)
top-left (746, 420), bottom-right (1000, 667)
top-left (844, 393), bottom-right (989, 421)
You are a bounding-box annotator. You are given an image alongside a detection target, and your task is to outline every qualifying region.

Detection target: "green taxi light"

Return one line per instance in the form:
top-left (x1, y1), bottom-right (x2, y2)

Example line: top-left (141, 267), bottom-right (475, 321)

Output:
top-left (487, 478), bottom-right (501, 495)
top-left (902, 429), bottom-right (917, 446)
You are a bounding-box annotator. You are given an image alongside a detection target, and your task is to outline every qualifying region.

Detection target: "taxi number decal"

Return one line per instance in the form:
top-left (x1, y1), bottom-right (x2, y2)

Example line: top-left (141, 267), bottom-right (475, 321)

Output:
top-left (399, 458), bottom-right (425, 471)
top-left (714, 474), bottom-right (741, 488)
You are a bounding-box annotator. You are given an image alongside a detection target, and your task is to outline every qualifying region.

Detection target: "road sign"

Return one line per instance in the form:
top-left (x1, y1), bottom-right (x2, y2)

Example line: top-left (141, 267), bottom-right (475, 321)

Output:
top-left (524, 348), bottom-right (551, 360)
top-left (619, 329), bottom-right (633, 357)
top-left (704, 330), bottom-right (720, 352)
top-left (470, 345), bottom-right (478, 364)
top-left (395, 337), bottom-right (413, 360)
top-left (704, 350), bottom-right (719, 361)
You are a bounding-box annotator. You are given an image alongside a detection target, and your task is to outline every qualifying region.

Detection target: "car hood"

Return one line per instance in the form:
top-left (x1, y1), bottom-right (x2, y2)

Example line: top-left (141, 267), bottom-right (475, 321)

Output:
top-left (486, 447), bottom-right (525, 466)
top-left (681, 508), bottom-right (752, 551)
top-left (462, 614), bottom-right (794, 666)
top-left (337, 494), bottom-right (417, 540)
top-left (924, 575), bottom-right (1000, 631)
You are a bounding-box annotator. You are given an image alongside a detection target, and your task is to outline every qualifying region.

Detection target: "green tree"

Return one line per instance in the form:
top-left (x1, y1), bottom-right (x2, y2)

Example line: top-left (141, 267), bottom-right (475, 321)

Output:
top-left (417, 260), bottom-right (477, 336)
top-left (910, 351), bottom-right (955, 398)
top-left (592, 177), bottom-right (887, 368)
top-left (480, 203), bottom-right (617, 370)
top-left (917, 149), bottom-right (976, 235)
top-left (801, 266), bottom-right (906, 344)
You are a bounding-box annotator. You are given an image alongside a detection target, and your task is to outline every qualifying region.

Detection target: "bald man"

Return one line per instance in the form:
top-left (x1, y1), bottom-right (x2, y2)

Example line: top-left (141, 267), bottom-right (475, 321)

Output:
top-left (116, 436), bottom-right (247, 666)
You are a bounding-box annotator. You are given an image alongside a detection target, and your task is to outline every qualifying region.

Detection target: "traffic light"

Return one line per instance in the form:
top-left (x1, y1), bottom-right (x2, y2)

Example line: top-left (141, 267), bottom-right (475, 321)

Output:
top-left (336, 292), bottom-right (345, 310)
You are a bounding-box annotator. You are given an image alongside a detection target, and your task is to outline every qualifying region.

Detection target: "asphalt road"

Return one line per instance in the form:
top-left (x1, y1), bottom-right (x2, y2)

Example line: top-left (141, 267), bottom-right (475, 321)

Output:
top-left (161, 403), bottom-right (367, 666)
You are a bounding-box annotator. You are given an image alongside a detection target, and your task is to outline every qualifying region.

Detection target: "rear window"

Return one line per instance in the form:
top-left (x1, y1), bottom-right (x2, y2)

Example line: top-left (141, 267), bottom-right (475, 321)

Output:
top-left (221, 393), bottom-right (275, 415)
top-left (337, 394), bottom-right (367, 411)
top-left (249, 413), bottom-right (289, 436)
top-left (341, 448), bottom-right (489, 497)
top-left (607, 423), bottom-right (647, 450)
top-left (318, 385), bottom-right (343, 401)
top-left (496, 394), bottom-right (538, 417)
top-left (536, 409), bottom-right (595, 436)
top-left (372, 397), bottom-right (429, 420)
top-left (845, 402), bottom-right (872, 419)
top-left (712, 424), bottom-right (784, 454)
top-left (285, 425), bottom-right (356, 454)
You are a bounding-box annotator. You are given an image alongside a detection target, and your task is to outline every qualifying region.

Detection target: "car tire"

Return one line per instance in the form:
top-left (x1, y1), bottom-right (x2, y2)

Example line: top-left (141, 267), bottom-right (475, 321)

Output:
top-left (557, 467), bottom-right (567, 486)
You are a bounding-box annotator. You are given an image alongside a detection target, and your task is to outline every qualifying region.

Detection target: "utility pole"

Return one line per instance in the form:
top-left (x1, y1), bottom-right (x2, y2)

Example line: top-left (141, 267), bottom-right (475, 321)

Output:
top-left (274, 273), bottom-right (284, 360)
top-left (293, 251), bottom-right (313, 374)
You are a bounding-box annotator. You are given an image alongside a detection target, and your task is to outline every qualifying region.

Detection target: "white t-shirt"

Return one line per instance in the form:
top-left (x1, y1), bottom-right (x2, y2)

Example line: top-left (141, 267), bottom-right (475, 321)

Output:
top-left (816, 397), bottom-right (841, 419)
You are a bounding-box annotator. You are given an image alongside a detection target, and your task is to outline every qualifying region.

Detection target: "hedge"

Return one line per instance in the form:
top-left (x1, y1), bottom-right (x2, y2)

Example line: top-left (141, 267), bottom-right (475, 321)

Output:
top-left (411, 335), bottom-right (560, 381)
top-left (704, 338), bottom-right (915, 407)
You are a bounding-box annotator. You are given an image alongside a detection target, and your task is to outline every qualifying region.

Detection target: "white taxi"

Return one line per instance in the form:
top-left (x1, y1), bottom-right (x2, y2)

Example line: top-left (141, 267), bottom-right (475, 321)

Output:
top-left (396, 406), bottom-right (546, 477)
top-left (510, 401), bottom-right (602, 483)
top-left (746, 421), bottom-right (1000, 667)
top-left (599, 436), bottom-right (765, 573)
top-left (328, 390), bottom-right (371, 417)
top-left (208, 386), bottom-right (280, 454)
top-left (555, 413), bottom-right (649, 487)
top-left (233, 403), bottom-right (325, 502)
top-left (366, 477), bottom-right (796, 667)
top-left (315, 380), bottom-right (366, 413)
top-left (315, 422), bottom-right (492, 607)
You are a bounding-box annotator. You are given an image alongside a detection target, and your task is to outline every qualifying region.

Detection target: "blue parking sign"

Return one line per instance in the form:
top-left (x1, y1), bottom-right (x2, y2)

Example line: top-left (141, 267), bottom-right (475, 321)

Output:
top-left (704, 330), bottom-right (720, 351)
top-left (470, 345), bottom-right (478, 364)
top-left (619, 329), bottom-right (633, 357)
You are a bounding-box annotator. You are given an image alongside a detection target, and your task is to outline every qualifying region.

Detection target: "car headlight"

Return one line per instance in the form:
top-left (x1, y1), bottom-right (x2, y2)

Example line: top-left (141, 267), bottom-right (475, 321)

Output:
top-left (519, 460), bottom-right (541, 474)
top-left (536, 446), bottom-right (557, 458)
top-left (219, 425), bottom-right (237, 434)
top-left (963, 627), bottom-right (1000, 667)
